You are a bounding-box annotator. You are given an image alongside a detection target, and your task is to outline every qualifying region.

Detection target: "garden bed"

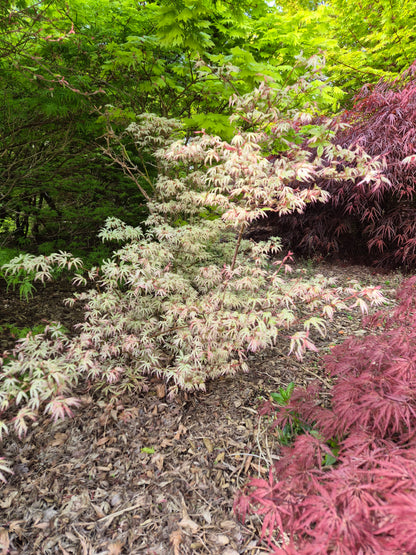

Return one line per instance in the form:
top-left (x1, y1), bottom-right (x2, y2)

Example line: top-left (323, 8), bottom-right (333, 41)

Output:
top-left (0, 262), bottom-right (402, 554)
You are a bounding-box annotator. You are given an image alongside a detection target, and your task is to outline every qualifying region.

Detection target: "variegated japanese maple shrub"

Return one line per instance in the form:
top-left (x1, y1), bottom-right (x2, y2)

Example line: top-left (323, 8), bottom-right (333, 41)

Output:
top-left (0, 74), bottom-right (385, 478)
top-left (235, 277), bottom-right (416, 554)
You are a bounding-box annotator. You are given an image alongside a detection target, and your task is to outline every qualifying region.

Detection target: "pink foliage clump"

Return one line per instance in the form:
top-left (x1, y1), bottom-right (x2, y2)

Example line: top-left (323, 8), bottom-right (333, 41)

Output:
top-left (235, 277), bottom-right (416, 553)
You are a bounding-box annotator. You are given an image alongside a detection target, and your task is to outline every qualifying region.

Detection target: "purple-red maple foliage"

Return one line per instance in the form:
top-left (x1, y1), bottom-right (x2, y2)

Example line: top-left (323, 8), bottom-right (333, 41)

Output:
top-left (235, 277), bottom-right (416, 553)
top-left (255, 62), bottom-right (416, 269)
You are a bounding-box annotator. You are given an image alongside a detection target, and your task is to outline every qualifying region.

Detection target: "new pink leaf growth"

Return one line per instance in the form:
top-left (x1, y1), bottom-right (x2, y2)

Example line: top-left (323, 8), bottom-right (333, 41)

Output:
top-left (44, 397), bottom-right (81, 421)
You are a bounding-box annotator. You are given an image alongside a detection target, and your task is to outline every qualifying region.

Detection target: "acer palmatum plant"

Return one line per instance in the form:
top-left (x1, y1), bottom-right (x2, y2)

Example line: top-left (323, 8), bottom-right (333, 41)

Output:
top-left (0, 323), bottom-right (82, 447)
top-left (257, 61), bottom-right (416, 269)
top-left (1, 76), bottom-right (385, 463)
top-left (236, 277), bottom-right (416, 553)
top-left (1, 250), bottom-right (84, 300)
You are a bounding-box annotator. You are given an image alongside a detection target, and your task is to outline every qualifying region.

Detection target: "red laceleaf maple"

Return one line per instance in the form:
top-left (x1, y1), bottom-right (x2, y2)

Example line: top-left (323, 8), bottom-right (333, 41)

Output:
top-left (236, 277), bottom-right (416, 553)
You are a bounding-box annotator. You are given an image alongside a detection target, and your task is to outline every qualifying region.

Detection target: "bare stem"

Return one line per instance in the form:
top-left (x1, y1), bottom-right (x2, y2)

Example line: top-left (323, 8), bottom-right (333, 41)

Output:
top-left (231, 223), bottom-right (246, 272)
top-left (216, 223), bottom-right (247, 311)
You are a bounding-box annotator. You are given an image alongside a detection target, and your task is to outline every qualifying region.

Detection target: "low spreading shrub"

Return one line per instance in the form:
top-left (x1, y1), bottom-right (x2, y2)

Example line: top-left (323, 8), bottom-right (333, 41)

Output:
top-left (0, 70), bottom-right (385, 479)
top-left (235, 276), bottom-right (416, 554)
top-left (255, 62), bottom-right (416, 269)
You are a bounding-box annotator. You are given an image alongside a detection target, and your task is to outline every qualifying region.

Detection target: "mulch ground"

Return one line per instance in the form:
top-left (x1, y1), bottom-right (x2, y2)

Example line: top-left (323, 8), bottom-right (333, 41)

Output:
top-left (0, 262), bottom-right (403, 554)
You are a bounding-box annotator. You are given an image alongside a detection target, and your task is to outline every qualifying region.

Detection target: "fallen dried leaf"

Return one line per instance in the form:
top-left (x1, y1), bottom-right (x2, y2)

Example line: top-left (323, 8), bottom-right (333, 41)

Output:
top-left (244, 454), bottom-right (253, 473)
top-left (250, 462), bottom-right (267, 475)
top-left (107, 541), bottom-right (123, 555)
top-left (119, 407), bottom-right (140, 421)
top-left (0, 491), bottom-right (18, 509)
top-left (92, 504), bottom-right (106, 519)
top-left (50, 432), bottom-right (68, 446)
top-left (201, 509), bottom-right (212, 524)
top-left (0, 528), bottom-right (10, 555)
top-left (174, 423), bottom-right (187, 440)
top-left (62, 493), bottom-right (91, 515)
top-left (33, 522), bottom-right (49, 530)
top-left (109, 492), bottom-right (122, 507)
top-left (169, 529), bottom-right (183, 555)
top-left (214, 451), bottom-right (225, 464)
top-left (203, 437), bottom-right (214, 453)
top-left (151, 452), bottom-right (165, 471)
top-left (208, 533), bottom-right (229, 546)
top-left (64, 532), bottom-right (78, 543)
top-left (220, 520), bottom-right (237, 530)
top-left (179, 517), bottom-right (199, 533)
top-left (160, 438), bottom-right (173, 448)
top-left (96, 436), bottom-right (110, 446)
top-left (156, 383), bottom-right (166, 398)
top-left (72, 527), bottom-right (94, 555)
top-left (8, 521), bottom-right (24, 539)
top-left (58, 542), bottom-right (71, 555)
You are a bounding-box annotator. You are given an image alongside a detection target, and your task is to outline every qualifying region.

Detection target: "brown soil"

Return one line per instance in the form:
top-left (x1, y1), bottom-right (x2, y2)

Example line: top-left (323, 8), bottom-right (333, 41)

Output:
top-left (0, 263), bottom-right (403, 554)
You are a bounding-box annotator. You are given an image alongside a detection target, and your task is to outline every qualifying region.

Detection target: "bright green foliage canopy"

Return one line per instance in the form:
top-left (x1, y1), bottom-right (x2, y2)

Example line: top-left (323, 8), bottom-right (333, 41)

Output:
top-left (1, 0), bottom-right (416, 250)
top-left (261, 0), bottom-right (416, 92)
